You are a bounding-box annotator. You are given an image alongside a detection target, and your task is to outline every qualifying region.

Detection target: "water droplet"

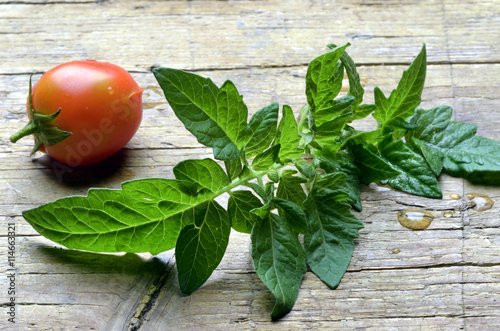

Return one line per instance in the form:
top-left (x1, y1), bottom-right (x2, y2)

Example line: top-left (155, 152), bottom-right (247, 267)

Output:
top-left (108, 86), bottom-right (114, 95)
top-left (397, 209), bottom-right (435, 230)
top-left (390, 248), bottom-right (401, 254)
top-left (466, 193), bottom-right (494, 212)
top-left (450, 193), bottom-right (462, 200)
top-left (443, 211), bottom-right (453, 218)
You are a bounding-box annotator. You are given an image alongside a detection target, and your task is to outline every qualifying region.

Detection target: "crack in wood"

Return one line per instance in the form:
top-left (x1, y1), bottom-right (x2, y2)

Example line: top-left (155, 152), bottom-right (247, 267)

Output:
top-left (348, 261), bottom-right (500, 273)
top-left (2, 61), bottom-right (499, 77)
top-left (128, 260), bottom-right (176, 331)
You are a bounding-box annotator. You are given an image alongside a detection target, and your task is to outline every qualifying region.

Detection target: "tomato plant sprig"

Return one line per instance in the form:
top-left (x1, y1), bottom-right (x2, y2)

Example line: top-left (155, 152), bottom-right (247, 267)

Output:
top-left (19, 44), bottom-right (500, 319)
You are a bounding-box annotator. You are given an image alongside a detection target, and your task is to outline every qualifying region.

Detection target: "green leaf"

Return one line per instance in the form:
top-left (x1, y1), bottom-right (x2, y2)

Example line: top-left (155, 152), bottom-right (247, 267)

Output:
top-left (265, 181), bottom-right (275, 200)
top-left (350, 103), bottom-right (376, 122)
top-left (176, 199), bottom-right (231, 294)
top-left (372, 44), bottom-right (427, 129)
top-left (173, 158), bottom-right (229, 193)
top-left (301, 130), bottom-right (322, 150)
top-left (328, 44), bottom-right (365, 115)
top-left (422, 121), bottom-right (477, 149)
top-left (267, 169), bottom-right (280, 183)
top-left (275, 105), bottom-right (303, 162)
top-left (224, 157), bottom-right (243, 182)
top-left (380, 139), bottom-right (442, 198)
top-left (22, 179), bottom-right (214, 254)
top-left (314, 112), bottom-right (352, 144)
top-left (251, 214), bottom-right (307, 319)
top-left (245, 182), bottom-right (268, 202)
top-left (404, 106), bottom-right (452, 173)
top-left (251, 144), bottom-right (281, 171)
top-left (412, 129), bottom-right (500, 182)
top-left (251, 202), bottom-right (272, 219)
top-left (153, 68), bottom-right (248, 161)
top-left (407, 106), bottom-right (454, 142)
top-left (351, 144), bottom-right (401, 183)
top-left (387, 117), bottom-right (419, 130)
top-left (239, 165), bottom-right (252, 181)
top-left (294, 159), bottom-right (315, 179)
top-left (313, 149), bottom-right (362, 211)
top-left (443, 136), bottom-right (500, 180)
top-left (331, 62), bottom-right (345, 105)
top-left (298, 104), bottom-right (312, 134)
top-left (271, 198), bottom-right (307, 233)
top-left (218, 80), bottom-right (251, 144)
top-left (341, 126), bottom-right (381, 148)
top-left (406, 106), bottom-right (500, 182)
top-left (306, 43), bottom-right (350, 112)
top-left (304, 193), bottom-right (363, 289)
top-left (341, 53), bottom-right (364, 111)
top-left (276, 170), bottom-right (307, 208)
top-left (314, 96), bottom-right (354, 127)
top-left (336, 152), bottom-right (363, 211)
top-left (228, 190), bottom-right (263, 233)
top-left (312, 172), bottom-right (350, 203)
top-left (245, 102), bottom-right (279, 158)
top-left (411, 137), bottom-right (444, 176)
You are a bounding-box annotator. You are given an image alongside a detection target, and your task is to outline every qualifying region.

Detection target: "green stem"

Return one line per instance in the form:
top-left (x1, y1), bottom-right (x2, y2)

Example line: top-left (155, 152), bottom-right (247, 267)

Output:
top-left (9, 122), bottom-right (37, 143)
top-left (257, 176), bottom-right (265, 188)
top-left (10, 76), bottom-right (72, 151)
top-left (304, 176), bottom-right (315, 194)
top-left (223, 163), bottom-right (283, 197)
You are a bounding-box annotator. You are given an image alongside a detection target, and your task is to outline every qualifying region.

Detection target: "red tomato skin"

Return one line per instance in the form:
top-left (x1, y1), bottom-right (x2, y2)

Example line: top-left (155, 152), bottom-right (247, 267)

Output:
top-left (29, 60), bottom-right (143, 166)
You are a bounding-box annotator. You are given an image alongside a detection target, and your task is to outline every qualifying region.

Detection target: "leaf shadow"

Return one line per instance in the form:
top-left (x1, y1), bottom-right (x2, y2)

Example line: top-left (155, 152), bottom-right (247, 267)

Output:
top-left (36, 244), bottom-right (173, 276)
top-left (465, 172), bottom-right (500, 186)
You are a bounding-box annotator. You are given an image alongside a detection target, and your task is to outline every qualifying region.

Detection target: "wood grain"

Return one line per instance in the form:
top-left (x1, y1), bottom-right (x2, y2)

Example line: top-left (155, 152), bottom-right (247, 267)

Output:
top-left (1, 0), bottom-right (499, 330)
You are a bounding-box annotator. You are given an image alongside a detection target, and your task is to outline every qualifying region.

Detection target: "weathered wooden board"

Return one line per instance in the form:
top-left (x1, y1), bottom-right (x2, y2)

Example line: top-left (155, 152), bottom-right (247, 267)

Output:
top-left (1, 0), bottom-right (499, 330)
top-left (0, 0), bottom-right (499, 74)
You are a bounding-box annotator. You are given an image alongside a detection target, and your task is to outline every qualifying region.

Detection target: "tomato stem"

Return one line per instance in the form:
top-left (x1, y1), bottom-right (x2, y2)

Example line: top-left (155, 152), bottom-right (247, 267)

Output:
top-left (9, 122), bottom-right (37, 143)
top-left (10, 76), bottom-right (72, 153)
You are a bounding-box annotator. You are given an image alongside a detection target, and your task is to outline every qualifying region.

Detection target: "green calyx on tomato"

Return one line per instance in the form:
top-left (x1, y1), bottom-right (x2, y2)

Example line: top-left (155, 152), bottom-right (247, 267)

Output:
top-left (10, 60), bottom-right (143, 167)
top-left (10, 75), bottom-right (73, 155)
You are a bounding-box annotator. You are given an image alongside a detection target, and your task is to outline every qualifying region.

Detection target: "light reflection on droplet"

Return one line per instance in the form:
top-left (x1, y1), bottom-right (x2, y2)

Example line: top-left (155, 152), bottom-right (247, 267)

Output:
top-left (390, 248), bottom-right (401, 254)
top-left (466, 193), bottom-right (494, 212)
top-left (443, 211), bottom-right (453, 218)
top-left (369, 182), bottom-right (392, 192)
top-left (397, 209), bottom-right (435, 230)
top-left (450, 193), bottom-right (462, 200)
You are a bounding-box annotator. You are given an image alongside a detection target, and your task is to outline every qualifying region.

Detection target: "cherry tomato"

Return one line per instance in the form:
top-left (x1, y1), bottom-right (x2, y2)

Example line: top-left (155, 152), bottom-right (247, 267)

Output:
top-left (23, 60), bottom-right (143, 166)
